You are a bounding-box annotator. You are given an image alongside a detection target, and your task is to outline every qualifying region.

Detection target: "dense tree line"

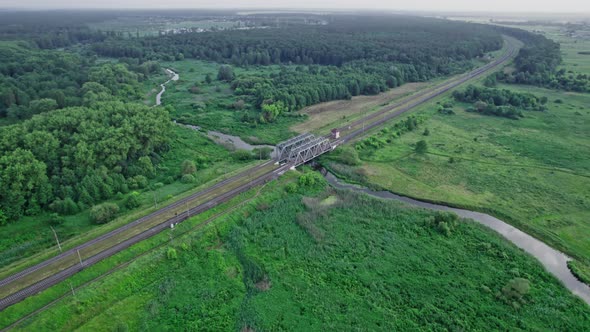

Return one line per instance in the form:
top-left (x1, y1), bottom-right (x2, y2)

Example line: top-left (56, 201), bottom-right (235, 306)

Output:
top-left (232, 59), bottom-right (469, 120)
top-left (453, 85), bottom-right (547, 119)
top-left (0, 42), bottom-right (160, 120)
top-left (107, 15), bottom-right (504, 121)
top-left (91, 15), bottom-right (502, 66)
top-left (494, 26), bottom-right (590, 92)
top-left (0, 102), bottom-right (171, 222)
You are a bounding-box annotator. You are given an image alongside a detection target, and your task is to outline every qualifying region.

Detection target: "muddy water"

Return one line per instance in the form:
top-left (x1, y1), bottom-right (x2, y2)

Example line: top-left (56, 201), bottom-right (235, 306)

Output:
top-left (324, 172), bottom-right (590, 305)
top-left (182, 124), bottom-right (276, 157)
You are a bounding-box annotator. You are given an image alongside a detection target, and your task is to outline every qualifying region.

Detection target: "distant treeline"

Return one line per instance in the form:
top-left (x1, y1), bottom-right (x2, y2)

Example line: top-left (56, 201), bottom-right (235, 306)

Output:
top-left (493, 26), bottom-right (590, 92)
top-left (90, 15), bottom-right (502, 118)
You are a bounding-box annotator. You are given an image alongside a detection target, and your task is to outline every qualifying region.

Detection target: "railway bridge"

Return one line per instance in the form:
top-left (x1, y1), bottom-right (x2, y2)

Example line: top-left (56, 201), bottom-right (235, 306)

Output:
top-left (275, 132), bottom-right (339, 167)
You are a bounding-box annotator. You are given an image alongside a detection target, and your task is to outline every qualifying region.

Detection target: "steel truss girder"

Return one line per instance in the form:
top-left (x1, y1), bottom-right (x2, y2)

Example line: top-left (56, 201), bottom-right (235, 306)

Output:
top-left (275, 133), bottom-right (315, 162)
top-left (289, 138), bottom-right (334, 166)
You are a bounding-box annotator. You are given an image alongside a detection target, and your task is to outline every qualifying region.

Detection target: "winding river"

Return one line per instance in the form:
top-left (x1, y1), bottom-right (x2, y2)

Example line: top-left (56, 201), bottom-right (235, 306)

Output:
top-left (324, 172), bottom-right (590, 305)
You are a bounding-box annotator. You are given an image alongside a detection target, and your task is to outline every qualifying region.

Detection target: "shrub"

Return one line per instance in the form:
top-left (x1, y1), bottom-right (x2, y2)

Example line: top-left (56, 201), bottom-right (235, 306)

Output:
top-left (167, 247), bottom-right (178, 260)
top-left (181, 174), bottom-right (195, 183)
top-left (299, 172), bottom-right (324, 187)
top-left (48, 213), bottom-right (65, 226)
top-left (124, 191), bottom-right (141, 209)
top-left (50, 197), bottom-right (79, 215)
top-left (90, 203), bottom-right (119, 224)
top-left (415, 140), bottom-right (428, 154)
top-left (339, 147), bottom-right (361, 166)
top-left (232, 150), bottom-right (253, 161)
top-left (181, 160), bottom-right (197, 175)
top-left (285, 182), bottom-right (299, 193)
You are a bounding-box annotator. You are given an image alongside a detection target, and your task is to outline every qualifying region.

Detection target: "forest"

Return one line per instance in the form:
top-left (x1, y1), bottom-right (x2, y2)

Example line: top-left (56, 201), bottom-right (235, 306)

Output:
top-left (89, 15), bottom-right (503, 117)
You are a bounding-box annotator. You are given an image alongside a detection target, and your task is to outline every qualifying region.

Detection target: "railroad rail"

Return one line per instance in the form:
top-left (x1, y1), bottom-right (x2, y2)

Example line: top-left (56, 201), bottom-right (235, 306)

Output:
top-left (0, 38), bottom-right (517, 313)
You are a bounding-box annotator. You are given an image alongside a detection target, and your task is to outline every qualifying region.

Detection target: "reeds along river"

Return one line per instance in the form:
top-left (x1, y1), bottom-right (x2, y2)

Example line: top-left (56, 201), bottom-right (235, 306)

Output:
top-left (323, 171), bottom-right (590, 306)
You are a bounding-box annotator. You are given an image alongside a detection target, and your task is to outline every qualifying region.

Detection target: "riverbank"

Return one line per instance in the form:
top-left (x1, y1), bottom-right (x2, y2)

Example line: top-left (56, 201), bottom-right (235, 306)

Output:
top-left (323, 171), bottom-right (590, 305)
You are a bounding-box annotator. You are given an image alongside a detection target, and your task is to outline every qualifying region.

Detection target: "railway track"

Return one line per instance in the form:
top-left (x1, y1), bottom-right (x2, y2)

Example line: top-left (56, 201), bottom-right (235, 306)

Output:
top-left (0, 38), bottom-right (518, 313)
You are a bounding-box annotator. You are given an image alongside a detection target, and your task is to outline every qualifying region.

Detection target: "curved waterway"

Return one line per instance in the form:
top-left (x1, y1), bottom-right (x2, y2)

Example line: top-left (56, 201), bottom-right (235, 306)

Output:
top-left (324, 172), bottom-right (590, 305)
top-left (155, 69), bottom-right (179, 106)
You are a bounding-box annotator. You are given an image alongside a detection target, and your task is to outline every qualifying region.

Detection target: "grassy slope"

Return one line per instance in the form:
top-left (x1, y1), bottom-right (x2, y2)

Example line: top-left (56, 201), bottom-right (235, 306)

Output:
top-left (10, 180), bottom-right (590, 330)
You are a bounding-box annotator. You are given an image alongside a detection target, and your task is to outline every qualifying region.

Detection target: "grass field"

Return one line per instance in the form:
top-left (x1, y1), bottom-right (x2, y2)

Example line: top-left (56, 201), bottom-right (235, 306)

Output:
top-left (324, 82), bottom-right (590, 277)
top-left (7, 178), bottom-right (590, 330)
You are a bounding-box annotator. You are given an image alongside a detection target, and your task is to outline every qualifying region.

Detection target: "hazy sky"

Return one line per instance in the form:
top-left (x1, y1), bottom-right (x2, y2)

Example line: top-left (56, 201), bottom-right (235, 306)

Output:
top-left (1, 0), bottom-right (589, 13)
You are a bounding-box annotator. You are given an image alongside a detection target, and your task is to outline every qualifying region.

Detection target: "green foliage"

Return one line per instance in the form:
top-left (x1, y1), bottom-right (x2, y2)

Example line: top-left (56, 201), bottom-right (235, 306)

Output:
top-left (285, 182), bottom-right (299, 193)
top-left (232, 150), bottom-right (254, 161)
top-left (181, 160), bottom-right (197, 175)
top-left (124, 192), bottom-right (141, 209)
top-left (298, 172), bottom-right (324, 187)
top-left (415, 140), bottom-right (428, 154)
top-left (453, 85), bottom-right (547, 119)
top-left (0, 148), bottom-right (49, 221)
top-left (217, 65), bottom-right (234, 82)
top-left (337, 147), bottom-right (361, 166)
top-left (48, 213), bottom-right (65, 226)
top-left (498, 277), bottom-right (531, 305)
top-left (495, 26), bottom-right (589, 92)
top-left (180, 174), bottom-right (195, 184)
top-left (89, 202), bottom-right (119, 224)
top-left (0, 101), bottom-right (170, 222)
top-left (166, 247), bottom-right (178, 260)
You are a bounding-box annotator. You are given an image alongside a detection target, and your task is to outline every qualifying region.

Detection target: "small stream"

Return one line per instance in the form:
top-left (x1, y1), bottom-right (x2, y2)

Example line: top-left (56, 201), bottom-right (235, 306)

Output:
top-left (324, 172), bottom-right (590, 305)
top-left (155, 69), bottom-right (179, 106)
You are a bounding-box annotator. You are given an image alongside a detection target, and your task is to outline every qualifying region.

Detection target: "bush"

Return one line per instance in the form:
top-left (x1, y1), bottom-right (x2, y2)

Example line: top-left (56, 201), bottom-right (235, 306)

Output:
top-left (415, 140), bottom-right (428, 154)
top-left (50, 197), bottom-right (79, 215)
top-left (181, 160), bottom-right (197, 175)
top-left (48, 213), bottom-right (65, 226)
top-left (124, 191), bottom-right (141, 209)
top-left (232, 150), bottom-right (253, 161)
top-left (285, 182), bottom-right (299, 193)
top-left (90, 203), bottom-right (120, 224)
top-left (128, 175), bottom-right (148, 190)
top-left (299, 172), bottom-right (324, 187)
top-left (167, 247), bottom-right (178, 260)
top-left (339, 147), bottom-right (361, 166)
top-left (181, 174), bottom-right (195, 183)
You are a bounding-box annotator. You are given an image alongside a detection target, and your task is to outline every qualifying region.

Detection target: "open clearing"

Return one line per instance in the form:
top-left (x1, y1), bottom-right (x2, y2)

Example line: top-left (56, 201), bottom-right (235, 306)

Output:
top-left (291, 82), bottom-right (429, 134)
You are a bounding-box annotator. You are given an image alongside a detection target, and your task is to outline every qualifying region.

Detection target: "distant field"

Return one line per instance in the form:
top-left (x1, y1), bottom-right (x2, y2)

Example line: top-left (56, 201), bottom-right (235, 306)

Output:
top-left (87, 17), bottom-right (241, 37)
top-left (507, 24), bottom-right (590, 75)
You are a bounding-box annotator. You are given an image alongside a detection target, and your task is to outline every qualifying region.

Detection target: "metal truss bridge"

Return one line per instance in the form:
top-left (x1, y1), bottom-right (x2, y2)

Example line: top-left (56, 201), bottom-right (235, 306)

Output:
top-left (275, 133), bottom-right (338, 166)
